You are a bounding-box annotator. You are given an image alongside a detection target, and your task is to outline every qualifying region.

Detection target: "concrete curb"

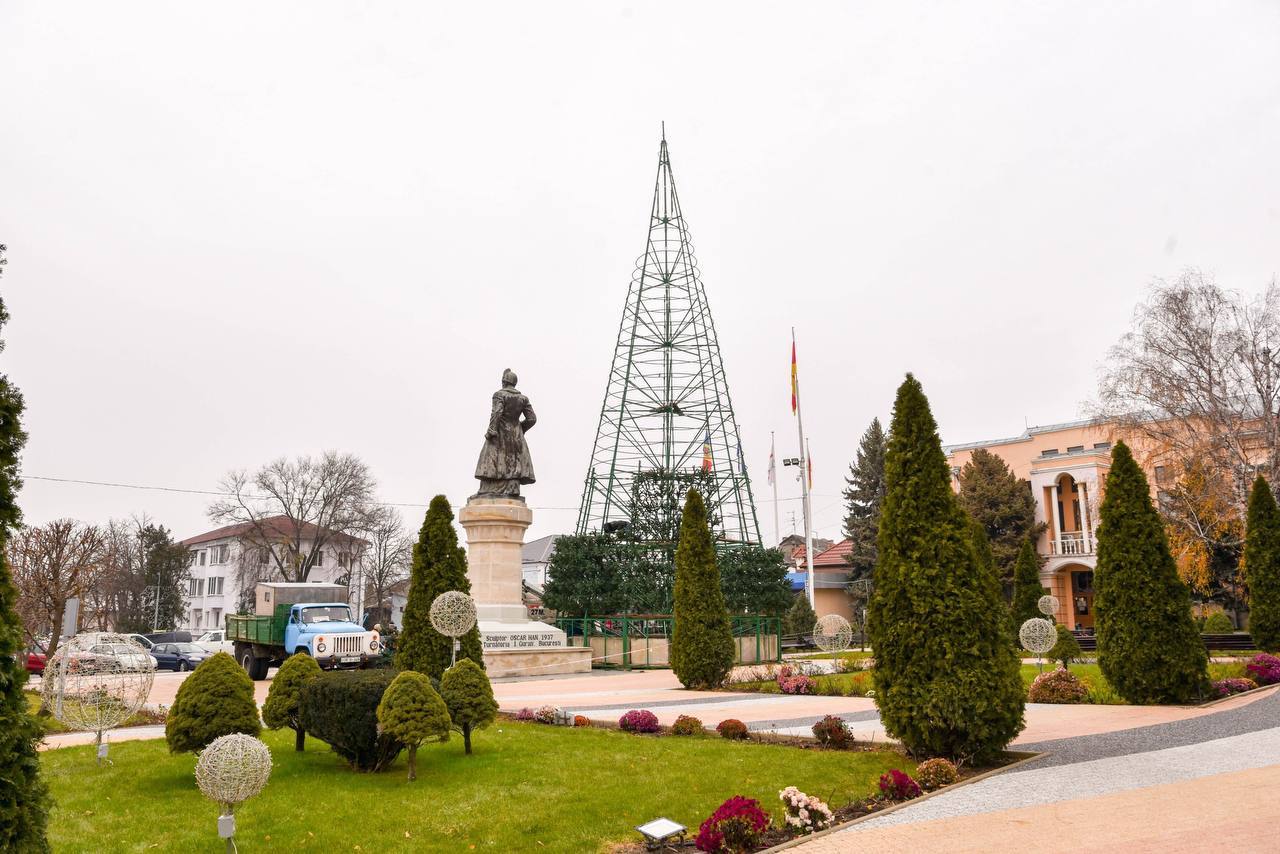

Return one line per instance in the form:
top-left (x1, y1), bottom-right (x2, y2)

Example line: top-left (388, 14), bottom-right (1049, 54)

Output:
top-left (758, 750), bottom-right (1044, 852)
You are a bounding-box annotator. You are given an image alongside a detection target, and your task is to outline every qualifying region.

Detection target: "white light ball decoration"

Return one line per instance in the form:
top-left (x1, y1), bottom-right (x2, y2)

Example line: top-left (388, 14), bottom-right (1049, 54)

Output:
top-left (1038, 595), bottom-right (1060, 618)
top-left (430, 591), bottom-right (477, 638)
top-left (41, 632), bottom-right (155, 763)
top-left (813, 614), bottom-right (853, 654)
top-left (195, 733), bottom-right (273, 810)
top-left (1019, 618), bottom-right (1058, 655)
top-left (195, 734), bottom-right (273, 849)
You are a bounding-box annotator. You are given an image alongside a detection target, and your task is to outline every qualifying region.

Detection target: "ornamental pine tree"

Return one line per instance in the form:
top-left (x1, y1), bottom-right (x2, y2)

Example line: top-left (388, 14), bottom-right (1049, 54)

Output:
top-left (0, 285), bottom-right (50, 854)
top-left (165, 652), bottom-right (261, 753)
top-left (670, 490), bottom-right (736, 689)
top-left (956, 448), bottom-right (1042, 579)
top-left (782, 593), bottom-right (817, 639)
top-left (262, 652), bottom-right (322, 751)
top-left (396, 496), bottom-right (483, 680)
top-left (1094, 441), bottom-right (1209, 703)
top-left (1010, 537), bottom-right (1045, 633)
top-left (868, 374), bottom-right (1024, 761)
top-left (843, 417), bottom-right (888, 581)
top-left (376, 671), bottom-right (451, 781)
top-left (440, 658), bottom-right (498, 754)
top-left (1243, 476), bottom-right (1280, 652)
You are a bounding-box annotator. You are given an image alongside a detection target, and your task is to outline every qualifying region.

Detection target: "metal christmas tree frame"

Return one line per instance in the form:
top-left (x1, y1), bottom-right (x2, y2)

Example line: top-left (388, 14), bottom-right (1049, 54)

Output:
top-left (577, 133), bottom-right (761, 550)
top-left (42, 632), bottom-right (155, 764)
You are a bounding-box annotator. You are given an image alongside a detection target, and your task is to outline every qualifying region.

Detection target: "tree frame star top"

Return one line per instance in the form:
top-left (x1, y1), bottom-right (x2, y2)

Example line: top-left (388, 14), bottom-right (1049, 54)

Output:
top-left (576, 132), bottom-right (761, 549)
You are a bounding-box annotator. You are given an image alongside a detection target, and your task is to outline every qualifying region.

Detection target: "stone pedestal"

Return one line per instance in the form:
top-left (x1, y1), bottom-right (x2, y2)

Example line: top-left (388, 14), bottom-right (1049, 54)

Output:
top-left (459, 497), bottom-right (592, 678)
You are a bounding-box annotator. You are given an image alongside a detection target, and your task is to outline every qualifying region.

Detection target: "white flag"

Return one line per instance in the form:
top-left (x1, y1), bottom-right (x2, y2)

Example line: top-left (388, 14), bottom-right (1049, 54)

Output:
top-left (768, 435), bottom-right (776, 486)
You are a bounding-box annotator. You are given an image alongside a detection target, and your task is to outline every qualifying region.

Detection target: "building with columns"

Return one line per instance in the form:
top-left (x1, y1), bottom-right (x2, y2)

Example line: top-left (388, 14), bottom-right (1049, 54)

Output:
top-left (946, 418), bottom-right (1116, 632)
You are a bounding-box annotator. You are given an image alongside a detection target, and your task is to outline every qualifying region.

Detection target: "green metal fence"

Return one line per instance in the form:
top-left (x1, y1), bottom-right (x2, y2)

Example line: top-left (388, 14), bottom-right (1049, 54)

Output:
top-left (552, 614), bottom-right (781, 669)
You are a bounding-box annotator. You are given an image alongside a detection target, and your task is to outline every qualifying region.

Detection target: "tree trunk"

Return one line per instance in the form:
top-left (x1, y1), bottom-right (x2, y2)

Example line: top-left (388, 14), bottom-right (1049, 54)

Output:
top-left (407, 744), bottom-right (417, 781)
top-left (463, 724), bottom-right (472, 755)
top-left (294, 726), bottom-right (305, 752)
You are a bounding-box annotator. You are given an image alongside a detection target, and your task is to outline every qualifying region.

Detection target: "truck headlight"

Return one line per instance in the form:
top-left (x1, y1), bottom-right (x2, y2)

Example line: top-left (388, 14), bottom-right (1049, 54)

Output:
top-left (316, 642), bottom-right (327, 653)
top-left (369, 640), bottom-right (379, 651)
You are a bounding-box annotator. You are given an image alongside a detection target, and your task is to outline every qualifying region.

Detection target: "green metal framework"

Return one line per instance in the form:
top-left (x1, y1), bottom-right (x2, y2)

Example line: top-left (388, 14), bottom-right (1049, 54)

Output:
top-left (553, 614), bottom-right (781, 669)
top-left (577, 134), bottom-right (761, 548)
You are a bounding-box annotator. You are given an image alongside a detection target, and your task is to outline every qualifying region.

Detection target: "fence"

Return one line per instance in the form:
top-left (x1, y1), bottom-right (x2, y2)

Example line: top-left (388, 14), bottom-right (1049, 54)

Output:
top-left (552, 614), bottom-right (782, 669)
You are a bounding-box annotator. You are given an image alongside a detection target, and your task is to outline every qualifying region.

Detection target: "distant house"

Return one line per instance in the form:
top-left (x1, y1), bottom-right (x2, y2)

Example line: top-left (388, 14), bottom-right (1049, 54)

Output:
top-left (179, 515), bottom-right (368, 634)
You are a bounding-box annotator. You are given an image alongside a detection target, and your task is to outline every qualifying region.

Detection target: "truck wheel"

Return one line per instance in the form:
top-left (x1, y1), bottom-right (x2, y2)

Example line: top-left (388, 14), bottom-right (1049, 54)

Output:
top-left (251, 655), bottom-right (270, 681)
top-left (239, 648), bottom-right (260, 679)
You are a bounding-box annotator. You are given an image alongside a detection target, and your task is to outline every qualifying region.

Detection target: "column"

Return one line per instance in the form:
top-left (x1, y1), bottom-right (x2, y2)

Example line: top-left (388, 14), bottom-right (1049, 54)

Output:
top-left (1049, 481), bottom-right (1061, 554)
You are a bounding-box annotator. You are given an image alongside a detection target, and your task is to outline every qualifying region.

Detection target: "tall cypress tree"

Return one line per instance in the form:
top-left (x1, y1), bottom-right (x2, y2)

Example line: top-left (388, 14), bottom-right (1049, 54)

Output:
top-left (396, 496), bottom-right (483, 680)
top-left (842, 417), bottom-right (887, 581)
top-left (1243, 476), bottom-right (1280, 652)
top-left (670, 490), bottom-right (735, 689)
top-left (1010, 537), bottom-right (1045, 632)
top-left (1095, 441), bottom-right (1209, 703)
top-left (0, 284), bottom-right (51, 852)
top-left (868, 374), bottom-right (1024, 761)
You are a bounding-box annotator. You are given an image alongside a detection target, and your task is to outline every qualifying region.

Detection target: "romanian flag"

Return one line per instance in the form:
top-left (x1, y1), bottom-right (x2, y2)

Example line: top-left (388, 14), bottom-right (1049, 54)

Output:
top-left (703, 427), bottom-right (713, 471)
top-left (790, 339), bottom-right (798, 414)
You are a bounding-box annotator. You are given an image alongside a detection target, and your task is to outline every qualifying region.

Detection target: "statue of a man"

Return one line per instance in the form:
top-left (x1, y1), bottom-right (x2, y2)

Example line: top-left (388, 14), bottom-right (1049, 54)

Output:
top-left (473, 369), bottom-right (537, 499)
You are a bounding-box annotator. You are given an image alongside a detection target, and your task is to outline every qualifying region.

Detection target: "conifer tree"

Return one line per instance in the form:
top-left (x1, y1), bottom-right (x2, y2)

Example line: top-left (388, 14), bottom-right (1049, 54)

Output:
top-left (396, 496), bottom-right (483, 680)
top-left (1094, 441), bottom-right (1209, 703)
top-left (0, 283), bottom-right (50, 853)
top-left (956, 448), bottom-right (1042, 579)
top-left (1010, 537), bottom-right (1045, 632)
top-left (376, 671), bottom-right (451, 781)
top-left (868, 374), bottom-right (1024, 761)
top-left (781, 592), bottom-right (817, 639)
top-left (440, 658), bottom-right (498, 754)
top-left (262, 652), bottom-right (322, 751)
top-left (165, 652), bottom-right (261, 753)
top-left (670, 490), bottom-right (736, 689)
top-left (842, 417), bottom-right (887, 581)
top-left (1243, 476), bottom-right (1280, 652)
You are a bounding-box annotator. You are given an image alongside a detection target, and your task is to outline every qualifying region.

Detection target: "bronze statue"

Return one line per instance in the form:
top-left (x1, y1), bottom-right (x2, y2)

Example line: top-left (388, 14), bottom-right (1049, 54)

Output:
top-left (473, 369), bottom-right (537, 499)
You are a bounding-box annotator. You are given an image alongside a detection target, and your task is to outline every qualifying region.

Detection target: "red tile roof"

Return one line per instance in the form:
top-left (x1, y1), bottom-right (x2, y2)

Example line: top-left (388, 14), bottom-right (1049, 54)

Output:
top-left (181, 515), bottom-right (368, 548)
top-left (812, 538), bottom-right (853, 568)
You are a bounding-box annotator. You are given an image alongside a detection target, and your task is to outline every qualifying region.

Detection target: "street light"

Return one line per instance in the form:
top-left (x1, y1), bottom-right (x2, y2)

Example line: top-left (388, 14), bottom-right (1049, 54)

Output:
top-left (635, 817), bottom-right (686, 851)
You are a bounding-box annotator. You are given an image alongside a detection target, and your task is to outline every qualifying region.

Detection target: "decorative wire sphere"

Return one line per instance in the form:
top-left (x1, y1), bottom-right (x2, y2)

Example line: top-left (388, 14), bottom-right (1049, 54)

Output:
top-left (429, 591), bottom-right (477, 638)
top-left (1037, 595), bottom-right (1060, 617)
top-left (41, 632), bottom-right (155, 734)
top-left (1019, 618), bottom-right (1058, 655)
top-left (195, 733), bottom-right (273, 808)
top-left (812, 614), bottom-right (853, 654)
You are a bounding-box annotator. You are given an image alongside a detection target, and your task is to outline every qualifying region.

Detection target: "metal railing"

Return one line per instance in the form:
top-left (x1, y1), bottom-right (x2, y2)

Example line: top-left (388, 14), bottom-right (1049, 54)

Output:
top-left (1051, 531), bottom-right (1095, 556)
top-left (552, 614), bottom-right (782, 669)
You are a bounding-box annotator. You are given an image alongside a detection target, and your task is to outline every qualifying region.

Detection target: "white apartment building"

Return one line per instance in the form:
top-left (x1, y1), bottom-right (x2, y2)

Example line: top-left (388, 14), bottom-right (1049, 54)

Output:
top-left (180, 516), bottom-right (368, 634)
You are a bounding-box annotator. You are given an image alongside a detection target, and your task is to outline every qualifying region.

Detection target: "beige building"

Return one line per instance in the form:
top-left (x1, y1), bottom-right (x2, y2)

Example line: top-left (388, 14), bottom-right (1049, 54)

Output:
top-left (946, 418), bottom-right (1119, 632)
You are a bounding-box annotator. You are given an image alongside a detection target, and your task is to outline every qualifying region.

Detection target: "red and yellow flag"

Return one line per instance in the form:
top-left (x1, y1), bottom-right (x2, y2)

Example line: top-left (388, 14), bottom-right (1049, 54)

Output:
top-left (790, 339), bottom-right (798, 415)
top-left (702, 426), bottom-right (713, 472)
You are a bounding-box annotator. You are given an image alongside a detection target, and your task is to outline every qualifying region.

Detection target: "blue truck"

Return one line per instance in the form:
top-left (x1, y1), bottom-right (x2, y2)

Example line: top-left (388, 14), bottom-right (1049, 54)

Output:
top-left (227, 582), bottom-right (381, 680)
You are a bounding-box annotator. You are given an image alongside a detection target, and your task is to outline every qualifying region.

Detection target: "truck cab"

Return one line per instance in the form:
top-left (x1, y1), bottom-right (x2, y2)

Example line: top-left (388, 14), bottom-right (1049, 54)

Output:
top-left (285, 602), bottom-right (380, 666)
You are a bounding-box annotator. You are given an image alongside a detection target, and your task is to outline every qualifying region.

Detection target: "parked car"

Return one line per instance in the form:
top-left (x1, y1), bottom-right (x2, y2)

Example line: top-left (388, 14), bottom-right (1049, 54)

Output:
top-left (194, 629), bottom-right (234, 657)
top-left (143, 631), bottom-right (192, 646)
top-left (68, 642), bottom-right (154, 674)
top-left (23, 650), bottom-right (46, 676)
top-left (126, 634), bottom-right (155, 651)
top-left (151, 642), bottom-right (211, 672)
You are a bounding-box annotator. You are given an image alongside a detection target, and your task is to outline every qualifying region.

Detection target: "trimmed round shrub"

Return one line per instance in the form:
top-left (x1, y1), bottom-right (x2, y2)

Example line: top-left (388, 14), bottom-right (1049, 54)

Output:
top-left (810, 714), bottom-right (851, 748)
top-left (376, 671), bottom-right (451, 781)
top-left (1203, 612), bottom-right (1235, 634)
top-left (1212, 677), bottom-right (1258, 698)
top-left (695, 795), bottom-right (769, 853)
top-left (1048, 624), bottom-right (1083, 669)
top-left (1028, 667), bottom-right (1089, 704)
top-left (716, 718), bottom-right (748, 740)
top-left (440, 658), bottom-right (498, 755)
top-left (301, 668), bottom-right (404, 772)
top-left (878, 769), bottom-right (922, 800)
top-left (671, 714), bottom-right (703, 735)
top-left (915, 758), bottom-right (959, 790)
top-left (262, 652), bottom-right (322, 751)
top-left (618, 709), bottom-right (659, 733)
top-left (534, 705), bottom-right (557, 725)
top-left (573, 715), bottom-right (590, 727)
top-left (514, 707), bottom-right (535, 721)
top-left (166, 652), bottom-right (260, 754)
top-left (1245, 653), bottom-right (1280, 685)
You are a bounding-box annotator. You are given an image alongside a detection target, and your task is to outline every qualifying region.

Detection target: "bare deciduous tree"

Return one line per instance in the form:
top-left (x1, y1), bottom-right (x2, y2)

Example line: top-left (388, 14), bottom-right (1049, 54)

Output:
top-left (210, 451), bottom-right (378, 592)
top-left (359, 505), bottom-right (412, 627)
top-left (9, 519), bottom-right (105, 657)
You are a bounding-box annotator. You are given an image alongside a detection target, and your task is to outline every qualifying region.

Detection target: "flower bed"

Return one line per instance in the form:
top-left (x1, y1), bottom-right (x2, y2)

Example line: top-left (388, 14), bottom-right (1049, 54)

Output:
top-left (1245, 653), bottom-right (1280, 686)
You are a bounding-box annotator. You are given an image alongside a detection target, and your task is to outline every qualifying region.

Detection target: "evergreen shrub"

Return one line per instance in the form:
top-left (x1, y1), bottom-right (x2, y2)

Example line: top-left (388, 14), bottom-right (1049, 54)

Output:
top-left (1244, 476), bottom-right (1280, 652)
top-left (376, 670), bottom-right (451, 781)
top-left (439, 658), bottom-right (498, 754)
top-left (261, 652), bottom-right (321, 751)
top-left (301, 669), bottom-right (404, 772)
top-left (165, 652), bottom-right (260, 754)
top-left (1203, 612), bottom-right (1235, 634)
top-left (1049, 624), bottom-right (1083, 669)
top-left (670, 490), bottom-right (736, 689)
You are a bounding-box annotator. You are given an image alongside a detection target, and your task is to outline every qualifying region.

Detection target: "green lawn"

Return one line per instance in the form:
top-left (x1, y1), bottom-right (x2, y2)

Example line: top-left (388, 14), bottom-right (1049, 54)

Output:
top-left (42, 724), bottom-right (910, 853)
top-left (25, 692), bottom-right (164, 734)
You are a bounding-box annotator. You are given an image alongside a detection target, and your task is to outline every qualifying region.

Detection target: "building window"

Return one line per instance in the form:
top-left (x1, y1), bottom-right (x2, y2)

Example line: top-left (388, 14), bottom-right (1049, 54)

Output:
top-left (1040, 448), bottom-right (1059, 457)
top-left (188, 551), bottom-right (198, 566)
top-left (313, 550), bottom-right (324, 567)
top-left (211, 544), bottom-right (230, 565)
top-left (1067, 445), bottom-right (1084, 453)
top-left (1094, 442), bottom-right (1111, 450)
top-left (337, 551), bottom-right (353, 569)
top-left (211, 608), bottom-right (222, 627)
top-left (198, 550), bottom-right (207, 566)
top-left (1155, 465), bottom-right (1170, 484)
top-left (188, 578), bottom-right (198, 596)
top-left (256, 548), bottom-right (271, 567)
top-left (196, 578), bottom-right (205, 597)
top-left (208, 576), bottom-right (224, 596)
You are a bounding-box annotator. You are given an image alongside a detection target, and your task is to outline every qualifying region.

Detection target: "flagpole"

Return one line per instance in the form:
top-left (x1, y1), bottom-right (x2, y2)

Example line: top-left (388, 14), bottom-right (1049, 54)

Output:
top-left (770, 431), bottom-right (780, 546)
top-left (792, 328), bottom-right (816, 611)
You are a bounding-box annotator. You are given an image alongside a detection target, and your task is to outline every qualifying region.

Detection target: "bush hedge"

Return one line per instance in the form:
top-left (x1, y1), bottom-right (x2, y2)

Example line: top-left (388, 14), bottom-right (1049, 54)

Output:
top-left (1203, 612), bottom-right (1235, 634)
top-left (301, 669), bottom-right (404, 772)
top-left (165, 652), bottom-right (260, 754)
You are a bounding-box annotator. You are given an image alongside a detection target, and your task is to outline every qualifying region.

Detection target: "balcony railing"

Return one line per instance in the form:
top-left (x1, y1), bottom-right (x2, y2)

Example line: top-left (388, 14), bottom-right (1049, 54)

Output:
top-left (1051, 531), bottom-right (1094, 556)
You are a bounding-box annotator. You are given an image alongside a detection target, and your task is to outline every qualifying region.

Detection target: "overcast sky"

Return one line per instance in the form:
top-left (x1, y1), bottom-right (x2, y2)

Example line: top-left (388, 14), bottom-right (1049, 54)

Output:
top-left (2, 1), bottom-right (1278, 547)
